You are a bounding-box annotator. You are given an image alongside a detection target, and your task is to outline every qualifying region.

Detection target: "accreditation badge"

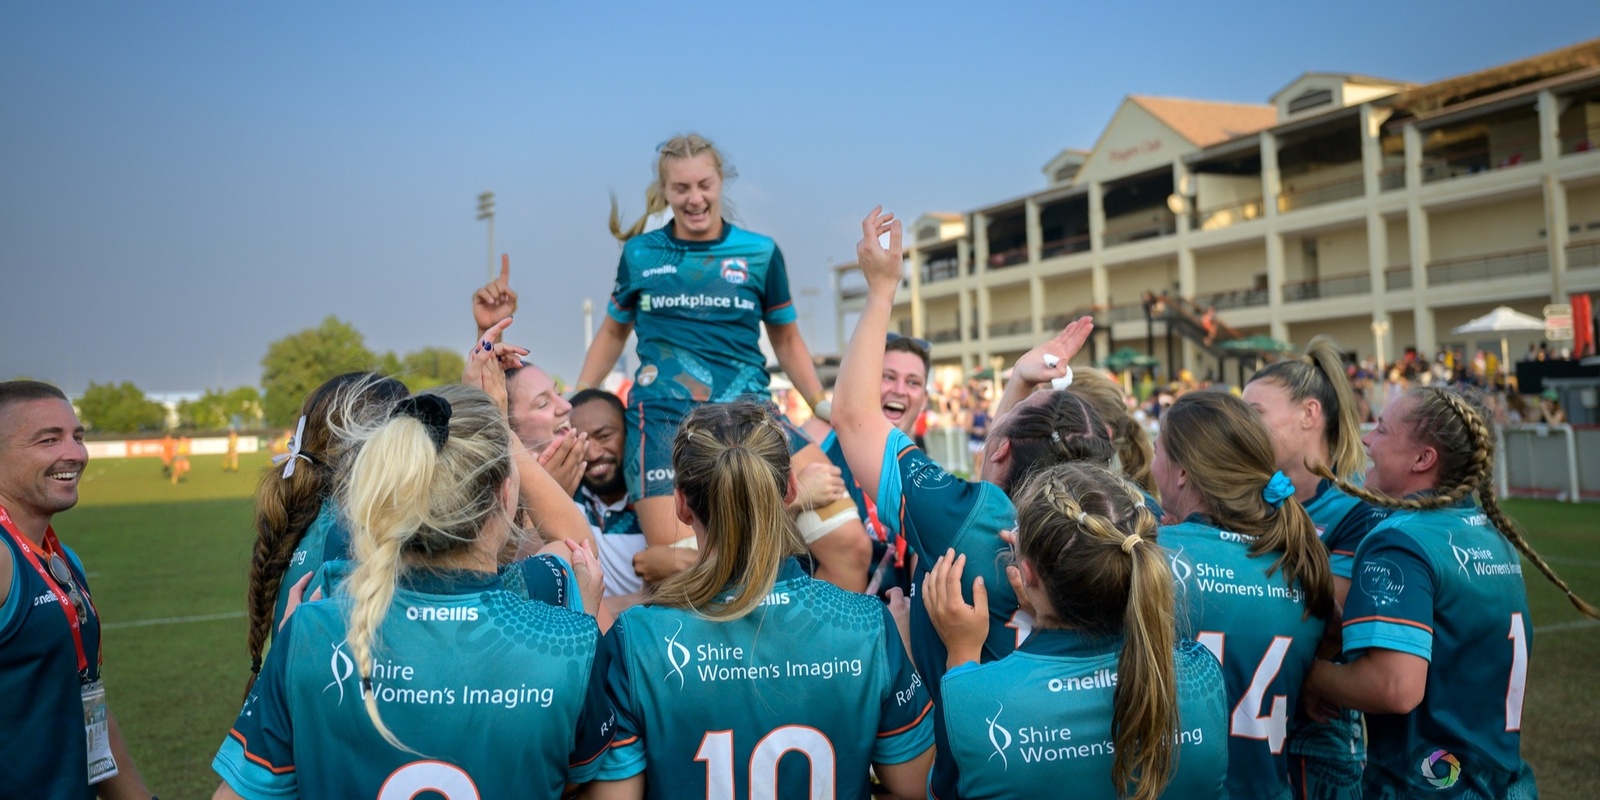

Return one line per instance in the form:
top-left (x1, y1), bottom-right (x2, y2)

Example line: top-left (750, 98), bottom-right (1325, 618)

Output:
top-left (83, 679), bottom-right (119, 784)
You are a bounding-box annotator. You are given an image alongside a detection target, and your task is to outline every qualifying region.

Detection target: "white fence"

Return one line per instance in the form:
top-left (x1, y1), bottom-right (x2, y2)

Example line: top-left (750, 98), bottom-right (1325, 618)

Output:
top-left (86, 436), bottom-right (261, 460)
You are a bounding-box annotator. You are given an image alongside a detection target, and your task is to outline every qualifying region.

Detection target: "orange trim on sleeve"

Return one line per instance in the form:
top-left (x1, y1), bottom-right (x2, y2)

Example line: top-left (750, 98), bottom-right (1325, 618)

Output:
top-left (228, 728), bottom-right (296, 774)
top-left (766, 300), bottom-right (793, 313)
top-left (1331, 549), bottom-right (1356, 557)
top-left (608, 735), bottom-right (639, 750)
top-left (878, 700), bottom-right (933, 737)
top-left (1343, 615), bottom-right (1433, 634)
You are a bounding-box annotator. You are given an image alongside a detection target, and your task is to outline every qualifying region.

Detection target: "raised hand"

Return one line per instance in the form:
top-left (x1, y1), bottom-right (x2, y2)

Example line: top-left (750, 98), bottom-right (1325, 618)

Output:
top-left (1012, 316), bottom-right (1094, 387)
top-left (855, 206), bottom-right (903, 292)
top-left (472, 254), bottom-right (519, 338)
top-left (462, 318), bottom-right (527, 415)
top-left (536, 427), bottom-right (588, 497)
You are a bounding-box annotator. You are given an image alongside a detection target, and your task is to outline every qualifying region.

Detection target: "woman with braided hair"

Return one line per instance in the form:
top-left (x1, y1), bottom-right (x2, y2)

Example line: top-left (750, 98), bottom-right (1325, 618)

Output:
top-left (834, 207), bottom-right (1113, 793)
top-left (1244, 336), bottom-right (1390, 800)
top-left (1303, 385), bottom-right (1598, 798)
top-left (923, 462), bottom-right (1227, 799)
top-left (1153, 390), bottom-right (1334, 799)
top-left (243, 372), bottom-right (408, 694)
top-left (214, 384), bottom-right (615, 799)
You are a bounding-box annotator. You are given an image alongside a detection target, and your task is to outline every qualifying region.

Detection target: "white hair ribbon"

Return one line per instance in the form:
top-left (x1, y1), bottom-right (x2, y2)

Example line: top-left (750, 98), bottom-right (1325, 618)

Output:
top-left (272, 415), bottom-right (310, 479)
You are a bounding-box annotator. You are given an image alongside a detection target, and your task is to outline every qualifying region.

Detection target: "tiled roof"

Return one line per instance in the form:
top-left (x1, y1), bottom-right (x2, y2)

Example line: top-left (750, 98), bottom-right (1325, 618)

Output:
top-left (1130, 95), bottom-right (1279, 147)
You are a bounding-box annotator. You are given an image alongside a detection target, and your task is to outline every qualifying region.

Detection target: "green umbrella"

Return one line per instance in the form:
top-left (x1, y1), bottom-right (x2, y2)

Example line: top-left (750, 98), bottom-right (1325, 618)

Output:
top-left (1219, 334), bottom-right (1296, 354)
top-left (1100, 347), bottom-right (1160, 370)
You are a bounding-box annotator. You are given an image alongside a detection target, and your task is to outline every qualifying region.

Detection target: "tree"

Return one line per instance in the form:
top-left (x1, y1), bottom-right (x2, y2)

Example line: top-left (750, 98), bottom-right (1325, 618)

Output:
top-left (260, 316), bottom-right (376, 426)
top-left (177, 386), bottom-right (264, 430)
top-left (389, 347), bottom-right (466, 393)
top-left (76, 381), bottom-right (167, 433)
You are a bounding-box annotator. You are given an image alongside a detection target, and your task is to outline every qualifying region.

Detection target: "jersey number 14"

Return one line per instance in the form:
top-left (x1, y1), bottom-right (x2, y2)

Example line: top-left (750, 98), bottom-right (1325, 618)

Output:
top-left (1197, 632), bottom-right (1292, 754)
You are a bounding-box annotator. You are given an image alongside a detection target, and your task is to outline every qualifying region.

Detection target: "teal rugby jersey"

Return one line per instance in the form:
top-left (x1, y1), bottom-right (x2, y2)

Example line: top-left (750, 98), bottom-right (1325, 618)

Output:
top-left (0, 536), bottom-right (101, 800)
top-left (272, 499), bottom-right (349, 632)
top-left (594, 559), bottom-right (934, 799)
top-left (873, 426), bottom-right (1023, 794)
top-left (1163, 516), bottom-right (1326, 800)
top-left (578, 487), bottom-right (646, 597)
top-left (1341, 503), bottom-right (1537, 799)
top-left (606, 221), bottom-right (797, 403)
top-left (1303, 479), bottom-right (1390, 581)
top-left (214, 569), bottom-right (613, 799)
top-left (936, 632), bottom-right (1228, 800)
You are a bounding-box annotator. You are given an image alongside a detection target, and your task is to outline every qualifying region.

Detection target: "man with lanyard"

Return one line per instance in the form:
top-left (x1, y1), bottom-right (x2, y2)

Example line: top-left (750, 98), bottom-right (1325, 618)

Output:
top-left (0, 380), bottom-right (154, 799)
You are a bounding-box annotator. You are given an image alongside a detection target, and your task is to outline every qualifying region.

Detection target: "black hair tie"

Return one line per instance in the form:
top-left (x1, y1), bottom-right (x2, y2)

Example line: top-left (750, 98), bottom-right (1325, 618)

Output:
top-left (393, 395), bottom-right (452, 450)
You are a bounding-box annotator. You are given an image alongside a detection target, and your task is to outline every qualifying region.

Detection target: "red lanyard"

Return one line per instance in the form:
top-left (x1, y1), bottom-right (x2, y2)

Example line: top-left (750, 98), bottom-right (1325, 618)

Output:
top-left (0, 505), bottom-right (93, 673)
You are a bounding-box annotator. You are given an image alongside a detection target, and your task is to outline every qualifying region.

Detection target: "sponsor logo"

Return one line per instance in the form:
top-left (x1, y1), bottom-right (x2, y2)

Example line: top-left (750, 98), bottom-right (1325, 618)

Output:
top-left (906, 461), bottom-right (954, 490)
top-left (325, 640), bottom-right (355, 705)
top-left (1450, 533), bottom-right (1521, 578)
top-left (1168, 550), bottom-right (1193, 592)
top-left (720, 259), bottom-right (749, 284)
top-left (406, 605), bottom-right (479, 622)
top-left (756, 591), bottom-right (790, 607)
top-left (664, 621), bottom-right (690, 689)
top-left (987, 702), bottom-right (1013, 769)
top-left (645, 468), bottom-right (675, 483)
top-left (1359, 558), bottom-right (1405, 608)
top-left (637, 365), bottom-right (658, 387)
top-left (1419, 749), bottom-right (1461, 789)
top-left (33, 591), bottom-right (61, 607)
top-left (639, 293), bottom-right (756, 312)
top-left (641, 264), bottom-right (678, 278)
top-left (1049, 668), bottom-right (1117, 692)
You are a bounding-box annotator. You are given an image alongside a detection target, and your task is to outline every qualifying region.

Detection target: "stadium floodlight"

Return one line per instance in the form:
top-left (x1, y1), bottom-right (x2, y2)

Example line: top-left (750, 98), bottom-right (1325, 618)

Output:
top-left (477, 190), bottom-right (496, 280)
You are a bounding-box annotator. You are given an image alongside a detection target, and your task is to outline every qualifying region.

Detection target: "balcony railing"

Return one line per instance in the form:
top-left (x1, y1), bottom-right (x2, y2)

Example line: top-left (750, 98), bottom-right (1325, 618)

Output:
top-left (927, 328), bottom-right (962, 344)
top-left (922, 257), bottom-right (960, 283)
top-left (1283, 272), bottom-right (1373, 302)
top-left (987, 319), bottom-right (1033, 338)
top-left (1378, 166), bottom-right (1406, 191)
top-left (1421, 132), bottom-right (1541, 183)
top-left (1278, 172), bottom-right (1365, 212)
top-left (1194, 286), bottom-right (1270, 311)
top-left (1103, 217), bottom-right (1177, 248)
top-left (1040, 233), bottom-right (1091, 259)
top-left (1427, 247), bottom-right (1547, 286)
top-left (1386, 266), bottom-right (1412, 291)
top-left (987, 246), bottom-right (1030, 268)
top-left (1196, 197), bottom-right (1265, 231)
top-left (1560, 126), bottom-right (1600, 156)
top-left (1108, 303), bottom-right (1147, 323)
top-left (1568, 239), bottom-right (1600, 270)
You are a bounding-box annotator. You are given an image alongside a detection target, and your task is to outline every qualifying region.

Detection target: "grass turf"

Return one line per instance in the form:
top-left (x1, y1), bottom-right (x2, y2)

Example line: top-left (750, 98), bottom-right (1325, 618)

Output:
top-left (50, 453), bottom-right (1600, 797)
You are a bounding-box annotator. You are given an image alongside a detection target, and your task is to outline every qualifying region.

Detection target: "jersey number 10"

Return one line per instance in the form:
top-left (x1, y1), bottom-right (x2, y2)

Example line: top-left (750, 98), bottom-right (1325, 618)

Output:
top-left (696, 726), bottom-right (837, 799)
top-left (1197, 632), bottom-right (1292, 754)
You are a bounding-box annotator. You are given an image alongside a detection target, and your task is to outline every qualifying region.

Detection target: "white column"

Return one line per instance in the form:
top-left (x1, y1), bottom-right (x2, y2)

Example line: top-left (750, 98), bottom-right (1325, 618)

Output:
top-left (909, 247), bottom-right (925, 338)
top-left (1261, 131), bottom-right (1282, 217)
top-left (1025, 199), bottom-right (1042, 265)
top-left (1540, 90), bottom-right (1569, 302)
top-left (1089, 181), bottom-right (1111, 354)
top-left (973, 212), bottom-right (990, 277)
top-left (1404, 123), bottom-right (1436, 355)
top-left (1029, 274), bottom-right (1045, 335)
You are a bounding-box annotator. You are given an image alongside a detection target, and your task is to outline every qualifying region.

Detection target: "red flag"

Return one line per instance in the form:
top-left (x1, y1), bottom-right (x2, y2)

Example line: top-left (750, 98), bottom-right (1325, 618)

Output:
top-left (1573, 294), bottom-right (1594, 359)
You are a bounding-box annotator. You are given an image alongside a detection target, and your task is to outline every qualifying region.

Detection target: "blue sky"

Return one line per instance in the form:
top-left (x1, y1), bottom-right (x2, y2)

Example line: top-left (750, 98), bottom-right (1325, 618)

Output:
top-left (3, 1), bottom-right (1597, 394)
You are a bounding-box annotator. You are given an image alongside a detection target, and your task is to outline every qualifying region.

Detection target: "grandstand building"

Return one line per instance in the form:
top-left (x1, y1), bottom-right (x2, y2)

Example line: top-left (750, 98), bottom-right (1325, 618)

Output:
top-left (832, 38), bottom-right (1600, 385)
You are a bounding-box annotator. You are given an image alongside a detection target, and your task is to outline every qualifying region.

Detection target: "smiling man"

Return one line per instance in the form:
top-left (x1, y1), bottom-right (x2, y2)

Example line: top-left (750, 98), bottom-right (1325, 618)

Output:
top-left (568, 389), bottom-right (647, 600)
top-left (0, 381), bottom-right (153, 800)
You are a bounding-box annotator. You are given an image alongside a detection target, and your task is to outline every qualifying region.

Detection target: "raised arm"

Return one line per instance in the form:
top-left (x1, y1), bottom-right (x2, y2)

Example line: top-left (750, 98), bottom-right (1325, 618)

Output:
top-left (577, 316), bottom-right (632, 391)
top-left (994, 317), bottom-right (1094, 417)
top-left (831, 207), bottom-right (902, 500)
top-left (766, 321), bottom-right (826, 415)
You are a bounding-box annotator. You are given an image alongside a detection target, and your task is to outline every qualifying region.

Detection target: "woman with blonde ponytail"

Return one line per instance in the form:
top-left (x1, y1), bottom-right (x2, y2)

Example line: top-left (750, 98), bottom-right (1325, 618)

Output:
top-left (1244, 336), bottom-right (1388, 800)
top-left (1152, 390), bottom-right (1333, 799)
top-left (1304, 385), bottom-right (1597, 798)
top-left (575, 134), bottom-right (864, 591)
top-left (213, 385), bottom-right (615, 800)
top-left (585, 401), bottom-right (934, 800)
top-left (923, 462), bottom-right (1227, 799)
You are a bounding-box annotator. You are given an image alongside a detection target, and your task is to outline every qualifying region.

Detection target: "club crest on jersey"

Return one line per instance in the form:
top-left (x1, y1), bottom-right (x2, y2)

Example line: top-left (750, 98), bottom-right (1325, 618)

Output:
top-left (720, 258), bottom-right (749, 285)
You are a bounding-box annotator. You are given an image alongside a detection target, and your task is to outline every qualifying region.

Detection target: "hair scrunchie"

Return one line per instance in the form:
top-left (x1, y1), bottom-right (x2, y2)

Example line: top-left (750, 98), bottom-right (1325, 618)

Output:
top-left (1262, 470), bottom-right (1295, 508)
top-left (393, 395), bottom-right (452, 451)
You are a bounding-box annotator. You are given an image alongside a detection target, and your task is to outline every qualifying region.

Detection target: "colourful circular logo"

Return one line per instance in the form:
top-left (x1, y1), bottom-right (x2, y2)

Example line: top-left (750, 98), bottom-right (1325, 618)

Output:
top-left (637, 365), bottom-right (658, 386)
top-left (1419, 749), bottom-right (1461, 789)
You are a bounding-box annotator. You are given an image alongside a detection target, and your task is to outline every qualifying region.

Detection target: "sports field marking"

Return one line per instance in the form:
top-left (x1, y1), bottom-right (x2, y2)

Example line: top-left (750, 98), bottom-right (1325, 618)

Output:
top-left (1535, 619), bottom-right (1599, 635)
top-left (103, 610), bottom-right (245, 630)
top-left (1541, 556), bottom-right (1600, 569)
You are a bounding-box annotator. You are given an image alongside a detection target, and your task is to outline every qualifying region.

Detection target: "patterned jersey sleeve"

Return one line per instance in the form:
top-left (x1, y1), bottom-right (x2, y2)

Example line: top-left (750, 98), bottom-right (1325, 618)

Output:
top-left (507, 554), bottom-right (581, 613)
top-left (875, 427), bottom-right (986, 559)
top-left (761, 244), bottom-right (797, 325)
top-left (213, 616), bottom-right (299, 798)
top-left (593, 618), bottom-right (647, 782)
top-left (1341, 524), bottom-right (1436, 662)
top-left (606, 251), bottom-right (639, 325)
top-left (1323, 504), bottom-right (1392, 580)
top-left (874, 604), bottom-right (935, 764)
top-left (568, 625), bottom-right (618, 784)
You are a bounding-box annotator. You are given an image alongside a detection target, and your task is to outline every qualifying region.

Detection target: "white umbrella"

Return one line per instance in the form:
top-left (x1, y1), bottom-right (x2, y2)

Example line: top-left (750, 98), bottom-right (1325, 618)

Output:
top-left (1452, 306), bottom-right (1546, 374)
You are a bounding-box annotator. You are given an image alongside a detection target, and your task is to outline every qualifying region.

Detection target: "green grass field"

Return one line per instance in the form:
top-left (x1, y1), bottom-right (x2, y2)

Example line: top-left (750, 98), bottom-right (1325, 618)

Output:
top-left (58, 453), bottom-right (1600, 798)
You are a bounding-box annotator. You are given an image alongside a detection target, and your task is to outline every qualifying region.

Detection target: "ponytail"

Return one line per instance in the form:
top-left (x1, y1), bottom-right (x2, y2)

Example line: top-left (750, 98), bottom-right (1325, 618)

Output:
top-left (651, 402), bottom-right (804, 621)
top-left (1316, 386), bottom-right (1598, 619)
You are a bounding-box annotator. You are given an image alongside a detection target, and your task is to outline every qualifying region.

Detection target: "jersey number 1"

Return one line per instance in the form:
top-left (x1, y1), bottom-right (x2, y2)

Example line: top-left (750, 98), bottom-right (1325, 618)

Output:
top-left (1198, 632), bottom-right (1291, 754)
top-left (697, 726), bottom-right (837, 800)
top-left (1507, 612), bottom-right (1528, 731)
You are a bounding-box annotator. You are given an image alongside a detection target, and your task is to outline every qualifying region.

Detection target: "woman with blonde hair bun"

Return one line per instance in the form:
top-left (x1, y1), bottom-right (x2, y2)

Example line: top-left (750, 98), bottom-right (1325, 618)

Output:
top-left (212, 384), bottom-right (614, 799)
